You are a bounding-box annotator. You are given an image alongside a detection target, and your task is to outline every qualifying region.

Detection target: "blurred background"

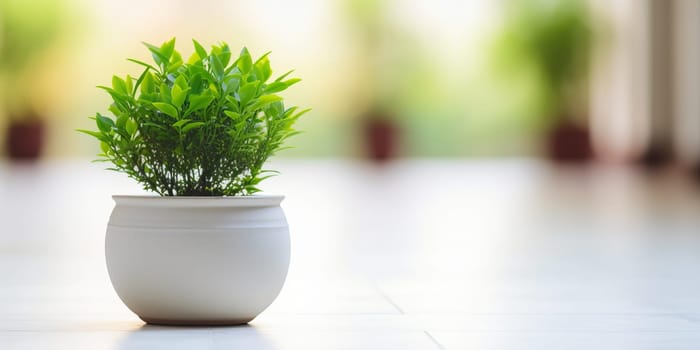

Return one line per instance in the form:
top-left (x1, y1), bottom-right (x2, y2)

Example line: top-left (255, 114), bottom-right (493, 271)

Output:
top-left (0, 0), bottom-right (697, 172)
top-left (2, 1), bottom-right (700, 347)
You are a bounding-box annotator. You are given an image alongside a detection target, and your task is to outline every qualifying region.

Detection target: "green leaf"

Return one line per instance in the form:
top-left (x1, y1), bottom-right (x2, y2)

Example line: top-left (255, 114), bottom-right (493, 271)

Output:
top-left (76, 129), bottom-right (107, 142)
top-left (141, 72), bottom-right (155, 94)
top-left (255, 55), bottom-right (272, 82)
top-left (181, 122), bottom-right (205, 133)
top-left (217, 43), bottom-right (232, 67)
top-left (172, 119), bottom-right (191, 128)
top-left (171, 84), bottom-right (189, 109)
top-left (237, 83), bottom-right (257, 105)
top-left (292, 108), bottom-right (311, 120)
top-left (192, 39), bottom-right (207, 59)
top-left (160, 37), bottom-right (176, 61)
top-left (274, 69), bottom-right (295, 82)
top-left (96, 113), bottom-right (115, 133)
top-left (224, 110), bottom-right (241, 120)
top-left (100, 141), bottom-right (110, 154)
top-left (264, 81), bottom-right (288, 94)
top-left (211, 54), bottom-right (225, 79)
top-left (185, 94), bottom-right (215, 114)
top-left (237, 47), bottom-right (253, 73)
top-left (283, 78), bottom-right (301, 88)
top-left (125, 118), bottom-right (138, 136)
top-left (251, 94), bottom-right (282, 110)
top-left (254, 51), bottom-right (272, 65)
top-left (153, 102), bottom-right (179, 119)
top-left (266, 101), bottom-right (285, 117)
top-left (127, 58), bottom-right (158, 72)
top-left (116, 114), bottom-right (128, 129)
top-left (112, 76), bottom-right (128, 94)
top-left (125, 75), bottom-right (134, 96)
top-left (143, 41), bottom-right (167, 66)
top-left (174, 75), bottom-right (188, 90)
top-left (167, 51), bottom-right (183, 72)
top-left (159, 83), bottom-right (172, 103)
top-left (132, 68), bottom-right (150, 97)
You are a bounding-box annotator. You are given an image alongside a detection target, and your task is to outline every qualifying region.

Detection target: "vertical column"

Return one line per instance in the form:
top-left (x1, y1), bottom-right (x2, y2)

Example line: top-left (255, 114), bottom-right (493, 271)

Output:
top-left (672, 0), bottom-right (700, 168)
top-left (641, 0), bottom-right (674, 166)
top-left (589, 0), bottom-right (651, 162)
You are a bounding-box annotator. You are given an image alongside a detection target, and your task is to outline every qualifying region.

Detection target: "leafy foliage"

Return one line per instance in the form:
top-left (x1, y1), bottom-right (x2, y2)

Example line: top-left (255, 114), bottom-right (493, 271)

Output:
top-left (79, 38), bottom-right (307, 196)
top-left (491, 0), bottom-right (591, 117)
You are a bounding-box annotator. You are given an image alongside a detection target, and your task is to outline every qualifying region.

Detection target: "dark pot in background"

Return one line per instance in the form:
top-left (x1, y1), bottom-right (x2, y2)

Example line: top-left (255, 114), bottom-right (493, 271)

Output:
top-left (361, 107), bottom-right (400, 162)
top-left (546, 120), bottom-right (592, 163)
top-left (363, 117), bottom-right (398, 162)
top-left (5, 119), bottom-right (45, 160)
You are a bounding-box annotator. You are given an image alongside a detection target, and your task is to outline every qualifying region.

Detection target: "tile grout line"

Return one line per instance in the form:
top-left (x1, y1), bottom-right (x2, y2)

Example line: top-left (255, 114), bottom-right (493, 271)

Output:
top-left (424, 330), bottom-right (445, 350)
top-left (371, 282), bottom-right (405, 315)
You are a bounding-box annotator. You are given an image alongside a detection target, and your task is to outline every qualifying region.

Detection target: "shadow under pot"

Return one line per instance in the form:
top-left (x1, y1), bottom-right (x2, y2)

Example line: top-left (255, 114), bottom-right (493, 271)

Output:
top-left (105, 195), bottom-right (291, 326)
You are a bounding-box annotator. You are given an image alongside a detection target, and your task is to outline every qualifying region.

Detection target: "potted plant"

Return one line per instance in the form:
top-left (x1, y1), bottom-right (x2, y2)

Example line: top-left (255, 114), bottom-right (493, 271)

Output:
top-left (0, 0), bottom-right (71, 160)
top-left (493, 0), bottom-right (593, 162)
top-left (79, 38), bottom-right (308, 325)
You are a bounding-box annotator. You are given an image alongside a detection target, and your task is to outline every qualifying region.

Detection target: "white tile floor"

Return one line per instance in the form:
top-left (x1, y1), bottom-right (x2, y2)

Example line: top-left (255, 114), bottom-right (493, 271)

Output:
top-left (1, 159), bottom-right (700, 349)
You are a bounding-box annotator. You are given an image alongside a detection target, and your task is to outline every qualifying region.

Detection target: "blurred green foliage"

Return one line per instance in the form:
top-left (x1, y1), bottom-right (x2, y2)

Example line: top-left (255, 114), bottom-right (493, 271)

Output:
top-left (0, 0), bottom-right (71, 113)
top-left (491, 0), bottom-right (592, 120)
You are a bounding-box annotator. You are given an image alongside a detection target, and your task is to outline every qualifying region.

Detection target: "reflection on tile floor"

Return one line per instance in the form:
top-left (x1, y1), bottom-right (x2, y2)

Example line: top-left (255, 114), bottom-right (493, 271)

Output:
top-left (1, 159), bottom-right (700, 349)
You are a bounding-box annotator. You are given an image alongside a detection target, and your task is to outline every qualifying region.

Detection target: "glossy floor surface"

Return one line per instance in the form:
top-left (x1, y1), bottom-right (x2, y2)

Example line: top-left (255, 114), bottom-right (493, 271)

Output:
top-left (2, 159), bottom-right (700, 349)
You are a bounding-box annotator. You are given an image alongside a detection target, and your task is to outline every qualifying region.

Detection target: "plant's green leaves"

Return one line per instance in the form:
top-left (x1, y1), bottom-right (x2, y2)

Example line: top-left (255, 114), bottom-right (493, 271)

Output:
top-left (254, 56), bottom-right (272, 82)
top-left (112, 76), bottom-right (128, 94)
top-left (172, 119), bottom-right (191, 128)
top-left (167, 51), bottom-right (183, 72)
top-left (237, 47), bottom-right (253, 73)
top-left (211, 54), bottom-right (225, 79)
top-left (143, 122), bottom-right (168, 131)
top-left (264, 81), bottom-right (288, 94)
top-left (251, 94), bottom-right (282, 110)
top-left (108, 103), bottom-right (121, 116)
top-left (143, 41), bottom-right (167, 66)
top-left (185, 94), bottom-right (215, 114)
top-left (254, 51), bottom-right (272, 65)
top-left (192, 39), bottom-right (207, 59)
top-left (189, 65), bottom-right (216, 85)
top-left (96, 113), bottom-right (115, 133)
top-left (181, 122), bottom-right (205, 133)
top-left (76, 129), bottom-right (108, 141)
top-left (218, 43), bottom-right (231, 67)
top-left (189, 74), bottom-right (204, 94)
top-left (282, 78), bottom-right (301, 88)
top-left (171, 84), bottom-right (189, 109)
top-left (140, 72), bottom-right (155, 93)
top-left (125, 75), bottom-right (134, 96)
top-left (84, 38), bottom-right (308, 197)
top-left (127, 58), bottom-right (157, 72)
top-left (116, 114), bottom-right (128, 129)
top-left (133, 68), bottom-right (150, 97)
top-left (208, 82), bottom-right (219, 96)
top-left (274, 69), bottom-right (294, 82)
top-left (125, 118), bottom-right (138, 136)
top-left (224, 110), bottom-right (241, 120)
top-left (174, 75), bottom-right (188, 90)
top-left (160, 37), bottom-right (176, 61)
top-left (159, 83), bottom-right (171, 103)
top-left (237, 82), bottom-right (257, 105)
top-left (222, 76), bottom-right (239, 94)
top-left (100, 141), bottom-right (110, 154)
top-left (186, 52), bottom-right (201, 65)
top-left (153, 102), bottom-right (179, 119)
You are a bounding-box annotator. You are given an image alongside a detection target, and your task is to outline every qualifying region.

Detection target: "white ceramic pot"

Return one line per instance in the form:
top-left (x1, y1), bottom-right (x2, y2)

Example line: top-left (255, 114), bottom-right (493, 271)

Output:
top-left (105, 195), bottom-right (290, 326)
